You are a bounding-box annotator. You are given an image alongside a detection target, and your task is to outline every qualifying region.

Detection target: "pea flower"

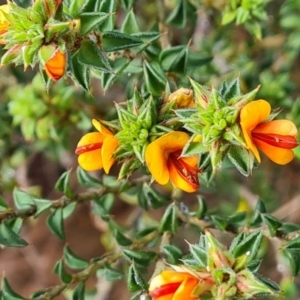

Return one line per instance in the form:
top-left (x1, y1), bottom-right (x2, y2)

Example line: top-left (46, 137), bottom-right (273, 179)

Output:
top-left (145, 131), bottom-right (199, 193)
top-left (149, 270), bottom-right (201, 300)
top-left (0, 4), bottom-right (10, 44)
top-left (240, 100), bottom-right (298, 165)
top-left (75, 119), bottom-right (119, 173)
top-left (44, 49), bottom-right (66, 81)
top-left (165, 88), bottom-right (195, 108)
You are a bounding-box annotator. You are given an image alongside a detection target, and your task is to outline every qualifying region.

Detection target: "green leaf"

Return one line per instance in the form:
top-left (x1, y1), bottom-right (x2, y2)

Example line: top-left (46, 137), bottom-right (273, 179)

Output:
top-left (79, 12), bottom-right (110, 36)
top-left (247, 259), bottom-right (261, 273)
top-left (69, 51), bottom-right (90, 91)
top-left (33, 198), bottom-right (52, 217)
top-left (62, 202), bottom-right (77, 219)
top-left (195, 196), bottom-right (207, 218)
top-left (143, 61), bottom-right (166, 96)
top-left (53, 260), bottom-right (72, 284)
top-left (231, 231), bottom-right (262, 262)
top-left (285, 235), bottom-right (300, 250)
top-left (166, 0), bottom-right (186, 28)
top-left (47, 208), bottom-right (65, 240)
top-left (13, 188), bottom-right (35, 210)
top-left (0, 222), bottom-right (28, 247)
top-left (262, 214), bottom-right (282, 237)
top-left (211, 215), bottom-right (229, 231)
top-left (120, 0), bottom-right (136, 11)
top-left (64, 245), bottom-right (89, 270)
top-left (163, 245), bottom-right (183, 264)
top-left (134, 227), bottom-right (158, 239)
top-left (169, 46), bottom-right (189, 74)
top-left (236, 6), bottom-right (249, 24)
top-left (189, 244), bottom-right (207, 267)
top-left (127, 264), bottom-right (147, 292)
top-left (0, 195), bottom-right (9, 211)
top-left (160, 45), bottom-right (185, 71)
top-left (78, 40), bottom-right (112, 72)
top-left (228, 146), bottom-right (253, 176)
top-left (72, 282), bottom-right (85, 300)
top-left (76, 167), bottom-right (102, 188)
top-left (122, 249), bottom-right (157, 267)
top-left (121, 9), bottom-right (139, 33)
top-left (219, 78), bottom-right (241, 100)
top-left (101, 31), bottom-right (143, 52)
top-left (282, 249), bottom-right (300, 276)
top-left (159, 204), bottom-right (178, 234)
top-left (222, 10), bottom-right (237, 25)
top-left (92, 193), bottom-right (115, 221)
top-left (55, 170), bottom-right (73, 198)
top-left (228, 212), bottom-right (247, 227)
top-left (141, 184), bottom-right (170, 209)
top-left (250, 199), bottom-right (266, 226)
top-left (1, 276), bottom-right (25, 300)
top-left (98, 0), bottom-right (116, 31)
top-left (113, 229), bottom-right (133, 246)
top-left (102, 265), bottom-right (123, 281)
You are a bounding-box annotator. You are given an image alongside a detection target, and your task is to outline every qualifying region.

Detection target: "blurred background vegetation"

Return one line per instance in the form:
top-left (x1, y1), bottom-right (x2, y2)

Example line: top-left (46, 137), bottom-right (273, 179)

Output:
top-left (1, 0), bottom-right (300, 299)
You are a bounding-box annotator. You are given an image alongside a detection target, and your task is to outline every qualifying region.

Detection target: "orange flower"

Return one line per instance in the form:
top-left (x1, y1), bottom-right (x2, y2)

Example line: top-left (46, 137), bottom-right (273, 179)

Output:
top-left (149, 270), bottom-right (213, 300)
top-left (44, 49), bottom-right (66, 81)
top-left (145, 132), bottom-right (199, 193)
top-left (240, 100), bottom-right (298, 165)
top-left (0, 4), bottom-right (10, 44)
top-left (75, 119), bottom-right (119, 173)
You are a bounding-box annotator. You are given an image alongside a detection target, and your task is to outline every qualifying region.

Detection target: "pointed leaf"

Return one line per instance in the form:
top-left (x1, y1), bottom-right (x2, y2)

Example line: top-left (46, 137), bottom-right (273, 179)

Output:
top-left (166, 0), bottom-right (186, 28)
top-left (143, 61), bottom-right (166, 96)
top-left (98, 0), bottom-right (116, 31)
top-left (113, 229), bottom-right (133, 246)
top-left (76, 167), bottom-right (102, 188)
top-left (64, 245), bottom-right (89, 270)
top-left (159, 204), bottom-right (178, 234)
top-left (13, 188), bottom-right (35, 210)
top-left (262, 214), bottom-right (282, 237)
top-left (0, 222), bottom-right (28, 247)
top-left (47, 208), bottom-right (65, 240)
top-left (78, 40), bottom-right (112, 72)
top-left (189, 244), bottom-right (207, 267)
top-left (0, 195), bottom-right (9, 211)
top-left (127, 264), bottom-right (147, 292)
top-left (53, 260), bottom-right (72, 284)
top-left (79, 12), bottom-right (110, 36)
top-left (72, 282), bottom-right (85, 300)
top-left (228, 146), bottom-right (253, 176)
top-left (121, 9), bottom-right (139, 33)
top-left (33, 198), bottom-right (52, 217)
top-left (163, 245), bottom-right (183, 264)
top-left (54, 170), bottom-right (73, 198)
top-left (1, 276), bottom-right (25, 300)
top-left (122, 249), bottom-right (157, 267)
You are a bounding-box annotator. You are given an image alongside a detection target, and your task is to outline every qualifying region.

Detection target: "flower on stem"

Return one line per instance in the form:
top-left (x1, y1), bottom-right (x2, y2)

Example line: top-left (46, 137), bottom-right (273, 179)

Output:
top-left (75, 119), bottom-right (119, 173)
top-left (145, 131), bottom-right (200, 193)
top-left (240, 100), bottom-right (298, 165)
top-left (148, 270), bottom-right (201, 300)
top-left (0, 4), bottom-right (10, 44)
top-left (165, 88), bottom-right (195, 108)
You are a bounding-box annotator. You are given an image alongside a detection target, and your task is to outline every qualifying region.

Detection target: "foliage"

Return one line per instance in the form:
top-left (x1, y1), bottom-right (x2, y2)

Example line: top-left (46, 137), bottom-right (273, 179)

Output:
top-left (0, 0), bottom-right (300, 299)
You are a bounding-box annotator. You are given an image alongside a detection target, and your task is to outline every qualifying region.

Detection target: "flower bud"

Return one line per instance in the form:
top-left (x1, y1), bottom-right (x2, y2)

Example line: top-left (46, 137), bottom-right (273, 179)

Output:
top-left (166, 88), bottom-right (195, 108)
top-left (39, 44), bottom-right (66, 81)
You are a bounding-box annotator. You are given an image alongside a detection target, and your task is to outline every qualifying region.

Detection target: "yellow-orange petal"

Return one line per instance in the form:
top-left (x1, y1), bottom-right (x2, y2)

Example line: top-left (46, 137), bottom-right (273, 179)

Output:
top-left (253, 119), bottom-right (298, 137)
top-left (145, 132), bottom-right (191, 185)
top-left (44, 50), bottom-right (66, 81)
top-left (173, 277), bottom-right (199, 300)
top-left (76, 132), bottom-right (104, 171)
top-left (168, 156), bottom-right (199, 193)
top-left (92, 119), bottom-right (114, 136)
top-left (102, 135), bottom-right (119, 174)
top-left (240, 100), bottom-right (271, 162)
top-left (149, 271), bottom-right (193, 291)
top-left (252, 138), bottom-right (295, 165)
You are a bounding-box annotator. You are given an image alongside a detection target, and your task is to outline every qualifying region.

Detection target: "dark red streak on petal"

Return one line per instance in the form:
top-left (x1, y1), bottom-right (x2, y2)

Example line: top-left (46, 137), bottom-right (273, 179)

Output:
top-left (169, 152), bottom-right (200, 189)
top-left (149, 282), bottom-right (181, 298)
top-left (252, 133), bottom-right (299, 149)
top-left (75, 143), bottom-right (102, 155)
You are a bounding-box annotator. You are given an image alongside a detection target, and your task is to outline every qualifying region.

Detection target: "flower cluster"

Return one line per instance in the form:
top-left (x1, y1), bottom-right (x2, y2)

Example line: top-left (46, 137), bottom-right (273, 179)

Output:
top-left (75, 78), bottom-right (298, 193)
top-left (148, 231), bottom-right (280, 299)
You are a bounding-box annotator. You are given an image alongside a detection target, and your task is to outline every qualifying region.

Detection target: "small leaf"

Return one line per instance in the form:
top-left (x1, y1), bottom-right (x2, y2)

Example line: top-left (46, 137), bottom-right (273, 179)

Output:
top-left (159, 204), bottom-right (178, 234)
top-left (163, 245), bottom-right (183, 264)
top-left (103, 265), bottom-right (123, 281)
top-left (76, 167), bottom-right (103, 188)
top-left (262, 214), bottom-right (282, 237)
top-left (53, 260), bottom-right (72, 284)
top-left (1, 276), bottom-right (25, 300)
top-left (127, 264), bottom-right (147, 292)
top-left (122, 249), bottom-right (157, 267)
top-left (98, 0), bottom-right (116, 31)
top-left (55, 170), bottom-right (73, 198)
top-left (166, 0), bottom-right (186, 28)
top-left (13, 188), bottom-right (35, 210)
top-left (113, 229), bottom-right (133, 246)
top-left (211, 215), bottom-right (229, 231)
top-left (143, 61), bottom-right (166, 96)
top-left (101, 31), bottom-right (143, 52)
top-left (0, 195), bottom-right (9, 211)
top-left (64, 245), bottom-right (89, 270)
top-left (285, 235), bottom-right (300, 250)
top-left (196, 196), bottom-right (207, 218)
top-left (33, 198), bottom-right (52, 217)
top-left (78, 40), bottom-right (112, 72)
top-left (79, 12), bottom-right (110, 36)
top-left (62, 202), bottom-right (77, 219)
top-left (47, 208), bottom-right (65, 240)
top-left (231, 231), bottom-right (262, 262)
top-left (228, 146), bottom-right (253, 176)
top-left (121, 9), bottom-right (140, 34)
top-left (72, 282), bottom-right (85, 300)
top-left (282, 249), bottom-right (300, 276)
top-left (189, 244), bottom-right (207, 267)
top-left (0, 222), bottom-right (28, 247)
top-left (247, 259), bottom-right (261, 273)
